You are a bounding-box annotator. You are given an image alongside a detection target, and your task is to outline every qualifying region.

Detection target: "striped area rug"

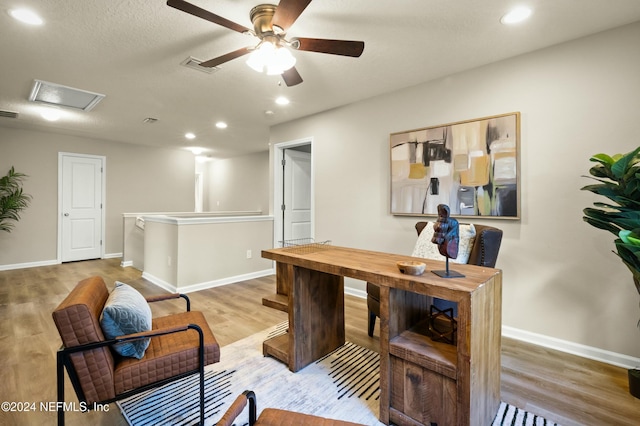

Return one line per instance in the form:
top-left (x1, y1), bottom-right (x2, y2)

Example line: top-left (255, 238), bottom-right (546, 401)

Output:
top-left (493, 403), bottom-right (560, 426)
top-left (117, 322), bottom-right (560, 426)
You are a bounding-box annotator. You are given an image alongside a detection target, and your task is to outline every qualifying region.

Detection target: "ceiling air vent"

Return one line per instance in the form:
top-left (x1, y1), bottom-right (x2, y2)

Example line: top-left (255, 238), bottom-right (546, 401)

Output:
top-left (29, 80), bottom-right (105, 111)
top-left (180, 56), bottom-right (220, 74)
top-left (0, 110), bottom-right (19, 119)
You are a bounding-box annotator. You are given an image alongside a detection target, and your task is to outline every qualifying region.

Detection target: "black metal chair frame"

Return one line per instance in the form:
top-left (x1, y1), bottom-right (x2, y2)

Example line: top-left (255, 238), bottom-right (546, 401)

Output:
top-left (56, 294), bottom-right (207, 426)
top-left (243, 390), bottom-right (258, 425)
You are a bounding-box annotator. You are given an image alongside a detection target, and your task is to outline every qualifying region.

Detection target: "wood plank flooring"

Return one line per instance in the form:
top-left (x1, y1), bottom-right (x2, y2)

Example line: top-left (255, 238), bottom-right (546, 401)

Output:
top-left (0, 259), bottom-right (638, 425)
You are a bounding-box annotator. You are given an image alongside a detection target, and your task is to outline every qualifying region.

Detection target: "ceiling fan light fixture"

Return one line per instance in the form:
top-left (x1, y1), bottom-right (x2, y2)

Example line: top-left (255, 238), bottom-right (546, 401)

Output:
top-left (246, 47), bottom-right (267, 73)
top-left (168, 0), bottom-right (364, 87)
top-left (272, 47), bottom-right (296, 74)
top-left (246, 41), bottom-right (296, 75)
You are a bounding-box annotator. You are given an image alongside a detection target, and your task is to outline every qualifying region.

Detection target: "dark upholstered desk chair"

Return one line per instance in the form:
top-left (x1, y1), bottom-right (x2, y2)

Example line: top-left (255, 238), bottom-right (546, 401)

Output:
top-left (366, 222), bottom-right (503, 337)
top-left (217, 390), bottom-right (366, 426)
top-left (52, 276), bottom-right (220, 425)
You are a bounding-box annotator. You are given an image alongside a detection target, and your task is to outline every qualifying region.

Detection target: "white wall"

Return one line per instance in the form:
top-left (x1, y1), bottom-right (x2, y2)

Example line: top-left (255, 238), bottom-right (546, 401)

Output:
top-left (270, 23), bottom-right (640, 361)
top-left (205, 151), bottom-right (269, 212)
top-left (0, 127), bottom-right (195, 266)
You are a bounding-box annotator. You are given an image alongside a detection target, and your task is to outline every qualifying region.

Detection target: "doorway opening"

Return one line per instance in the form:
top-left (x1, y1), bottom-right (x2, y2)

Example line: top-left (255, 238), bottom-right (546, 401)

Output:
top-left (272, 138), bottom-right (313, 247)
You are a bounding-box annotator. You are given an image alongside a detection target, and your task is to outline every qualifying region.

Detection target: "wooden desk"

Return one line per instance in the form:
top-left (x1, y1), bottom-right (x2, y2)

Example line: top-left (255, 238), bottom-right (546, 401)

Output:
top-left (261, 245), bottom-right (502, 426)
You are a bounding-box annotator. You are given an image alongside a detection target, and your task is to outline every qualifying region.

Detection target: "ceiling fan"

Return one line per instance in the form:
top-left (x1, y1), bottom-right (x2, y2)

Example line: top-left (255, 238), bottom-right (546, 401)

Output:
top-left (167, 0), bottom-right (365, 86)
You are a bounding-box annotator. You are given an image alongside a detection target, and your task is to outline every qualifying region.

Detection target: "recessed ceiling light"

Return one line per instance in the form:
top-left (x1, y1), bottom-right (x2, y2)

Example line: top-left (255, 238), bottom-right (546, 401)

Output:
top-left (500, 7), bottom-right (532, 25)
top-left (41, 108), bottom-right (61, 121)
top-left (185, 132), bottom-right (196, 139)
top-left (275, 96), bottom-right (290, 106)
top-left (215, 121), bottom-right (228, 129)
top-left (9, 8), bottom-right (43, 25)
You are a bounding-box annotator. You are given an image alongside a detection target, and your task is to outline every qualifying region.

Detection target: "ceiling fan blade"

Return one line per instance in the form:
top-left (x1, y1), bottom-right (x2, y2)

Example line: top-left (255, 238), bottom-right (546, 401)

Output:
top-left (272, 0), bottom-right (312, 32)
top-left (199, 47), bottom-right (252, 68)
top-left (167, 0), bottom-right (251, 34)
top-left (292, 38), bottom-right (364, 57)
top-left (282, 67), bottom-right (303, 87)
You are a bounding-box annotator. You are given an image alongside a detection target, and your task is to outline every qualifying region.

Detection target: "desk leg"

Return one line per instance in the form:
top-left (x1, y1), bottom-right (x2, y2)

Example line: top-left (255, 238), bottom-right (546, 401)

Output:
top-left (262, 263), bottom-right (292, 312)
top-left (379, 285), bottom-right (391, 425)
top-left (276, 262), bottom-right (291, 296)
top-left (289, 266), bottom-right (345, 372)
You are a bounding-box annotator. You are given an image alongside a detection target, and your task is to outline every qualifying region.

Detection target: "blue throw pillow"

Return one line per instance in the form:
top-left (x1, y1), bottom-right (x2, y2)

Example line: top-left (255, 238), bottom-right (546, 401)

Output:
top-left (100, 281), bottom-right (152, 359)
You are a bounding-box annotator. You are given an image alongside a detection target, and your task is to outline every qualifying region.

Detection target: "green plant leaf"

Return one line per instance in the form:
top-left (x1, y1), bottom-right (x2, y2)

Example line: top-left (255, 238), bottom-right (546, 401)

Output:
top-left (624, 177), bottom-right (640, 197)
top-left (612, 147), bottom-right (640, 179)
top-left (617, 240), bottom-right (640, 266)
top-left (590, 153), bottom-right (615, 166)
top-left (581, 183), bottom-right (625, 202)
top-left (592, 201), bottom-right (622, 210)
top-left (588, 165), bottom-right (615, 180)
top-left (629, 236), bottom-right (640, 246)
top-left (583, 215), bottom-right (620, 235)
top-left (0, 167), bottom-right (32, 233)
top-left (584, 207), bottom-right (640, 223)
top-left (583, 148), bottom-right (640, 290)
top-left (620, 230), bottom-right (632, 243)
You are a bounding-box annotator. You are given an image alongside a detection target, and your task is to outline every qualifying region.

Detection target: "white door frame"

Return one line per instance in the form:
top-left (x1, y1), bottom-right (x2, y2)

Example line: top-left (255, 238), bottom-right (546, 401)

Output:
top-left (57, 152), bottom-right (106, 263)
top-left (272, 137), bottom-right (314, 247)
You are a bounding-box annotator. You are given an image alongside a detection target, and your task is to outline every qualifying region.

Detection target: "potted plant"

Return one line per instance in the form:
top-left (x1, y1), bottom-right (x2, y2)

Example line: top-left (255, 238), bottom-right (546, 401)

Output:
top-left (0, 166), bottom-right (32, 233)
top-left (581, 146), bottom-right (640, 399)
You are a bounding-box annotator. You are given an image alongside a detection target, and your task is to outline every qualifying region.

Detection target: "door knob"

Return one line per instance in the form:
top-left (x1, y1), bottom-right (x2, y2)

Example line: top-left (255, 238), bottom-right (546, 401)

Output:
top-left (64, 213), bottom-right (69, 217)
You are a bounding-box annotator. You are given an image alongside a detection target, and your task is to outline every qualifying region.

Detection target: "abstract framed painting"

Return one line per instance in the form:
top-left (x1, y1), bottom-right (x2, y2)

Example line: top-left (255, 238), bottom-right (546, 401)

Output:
top-left (390, 112), bottom-right (520, 219)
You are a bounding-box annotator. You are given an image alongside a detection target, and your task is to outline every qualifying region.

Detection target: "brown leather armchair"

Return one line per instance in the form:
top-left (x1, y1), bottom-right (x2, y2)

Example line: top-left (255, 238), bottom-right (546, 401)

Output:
top-left (367, 222), bottom-right (503, 336)
top-left (216, 390), bottom-right (366, 426)
top-left (52, 276), bottom-right (220, 425)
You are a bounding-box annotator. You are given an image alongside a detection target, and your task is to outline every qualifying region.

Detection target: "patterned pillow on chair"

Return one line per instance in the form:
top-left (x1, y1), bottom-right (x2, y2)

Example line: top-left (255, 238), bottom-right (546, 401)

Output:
top-left (100, 281), bottom-right (152, 359)
top-left (412, 222), bottom-right (476, 264)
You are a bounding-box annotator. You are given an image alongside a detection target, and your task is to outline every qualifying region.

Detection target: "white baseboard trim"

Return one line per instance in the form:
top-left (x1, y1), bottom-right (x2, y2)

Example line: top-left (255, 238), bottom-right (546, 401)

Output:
top-left (345, 287), bottom-right (367, 300)
top-left (345, 287), bottom-right (640, 369)
top-left (141, 272), bottom-right (176, 293)
top-left (120, 260), bottom-right (134, 268)
top-left (503, 325), bottom-right (640, 369)
top-left (2, 254), bottom-right (122, 271)
top-left (142, 269), bottom-right (276, 294)
top-left (0, 259), bottom-right (59, 271)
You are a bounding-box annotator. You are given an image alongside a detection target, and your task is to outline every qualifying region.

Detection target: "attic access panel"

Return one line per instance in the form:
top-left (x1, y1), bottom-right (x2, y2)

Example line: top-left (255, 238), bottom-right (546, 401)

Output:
top-left (28, 80), bottom-right (105, 111)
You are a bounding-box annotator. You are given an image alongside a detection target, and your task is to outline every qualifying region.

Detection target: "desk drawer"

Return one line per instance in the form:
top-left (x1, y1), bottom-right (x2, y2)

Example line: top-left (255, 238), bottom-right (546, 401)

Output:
top-left (390, 355), bottom-right (457, 426)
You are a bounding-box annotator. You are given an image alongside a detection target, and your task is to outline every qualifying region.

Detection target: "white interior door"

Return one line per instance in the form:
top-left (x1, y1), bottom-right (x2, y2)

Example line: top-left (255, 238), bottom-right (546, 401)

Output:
top-left (283, 148), bottom-right (312, 242)
top-left (60, 154), bottom-right (104, 262)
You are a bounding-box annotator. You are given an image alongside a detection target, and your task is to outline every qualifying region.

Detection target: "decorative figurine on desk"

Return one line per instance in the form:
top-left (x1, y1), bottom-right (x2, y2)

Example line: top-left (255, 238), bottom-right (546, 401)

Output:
top-left (431, 204), bottom-right (465, 278)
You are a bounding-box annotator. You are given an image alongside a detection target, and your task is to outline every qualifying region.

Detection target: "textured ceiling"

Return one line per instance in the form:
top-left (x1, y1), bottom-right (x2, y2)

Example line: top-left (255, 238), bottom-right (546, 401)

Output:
top-left (1, 0), bottom-right (640, 158)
